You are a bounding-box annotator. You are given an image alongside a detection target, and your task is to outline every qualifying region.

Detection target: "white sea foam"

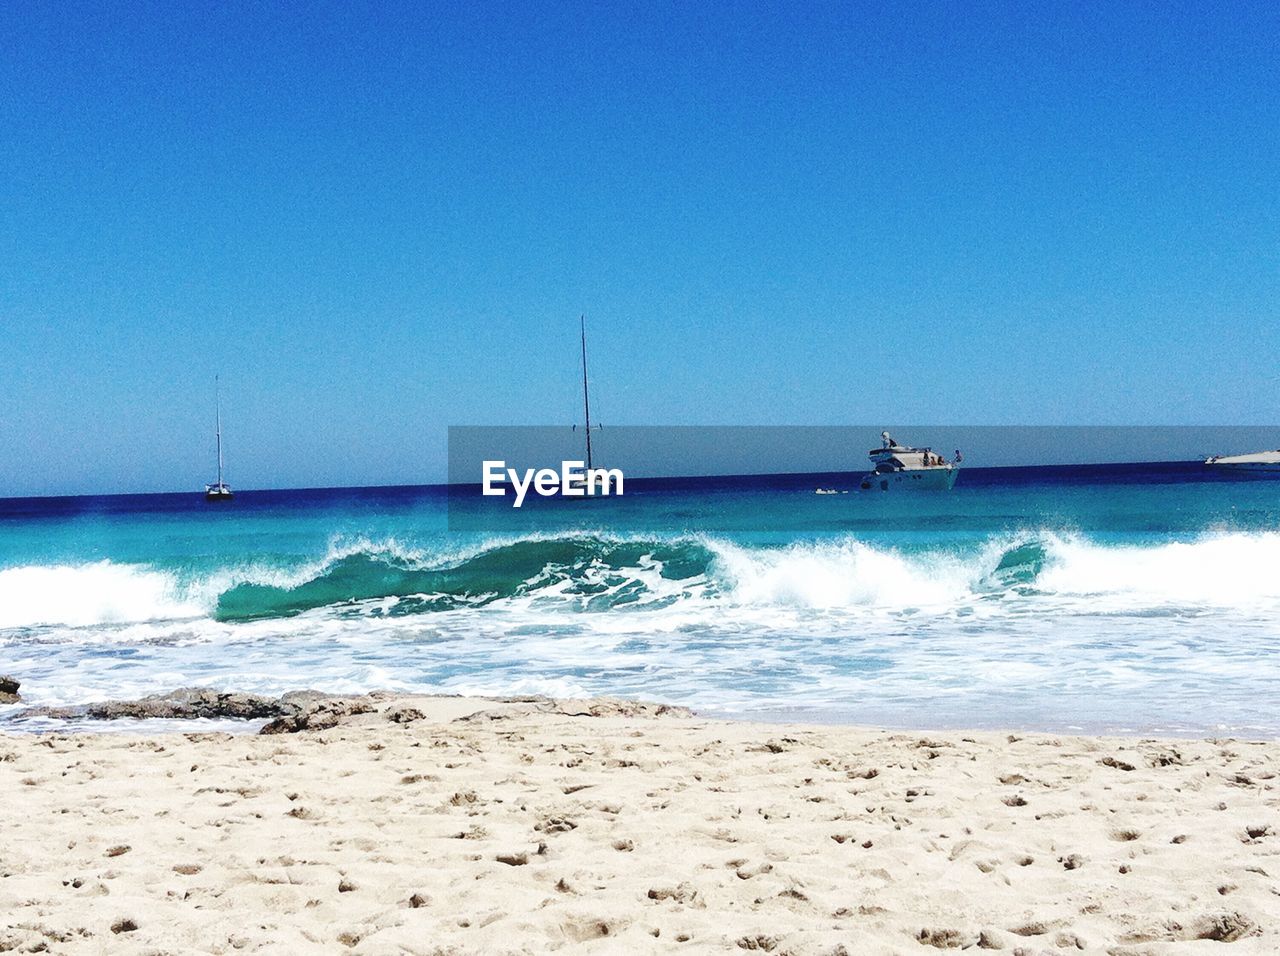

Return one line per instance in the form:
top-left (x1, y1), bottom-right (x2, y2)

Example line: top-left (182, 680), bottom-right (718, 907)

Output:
top-left (1034, 531), bottom-right (1280, 608)
top-left (0, 562), bottom-right (207, 628)
top-left (6, 530), bottom-right (1280, 735)
top-left (706, 537), bottom-right (986, 609)
top-left (701, 530), bottom-right (1280, 615)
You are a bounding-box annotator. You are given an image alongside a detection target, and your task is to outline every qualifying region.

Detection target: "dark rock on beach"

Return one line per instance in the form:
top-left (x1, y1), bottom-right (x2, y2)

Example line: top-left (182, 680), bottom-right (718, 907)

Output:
top-left (0, 675), bottom-right (19, 704)
top-left (17, 687), bottom-right (299, 722)
top-left (259, 697), bottom-right (377, 734)
top-left (12, 688), bottom-right (694, 733)
top-left (15, 687), bottom-right (387, 734)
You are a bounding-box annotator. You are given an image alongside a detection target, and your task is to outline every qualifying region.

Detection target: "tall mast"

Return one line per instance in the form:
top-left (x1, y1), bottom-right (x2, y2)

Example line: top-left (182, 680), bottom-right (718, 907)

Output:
top-left (580, 315), bottom-right (593, 471)
top-left (215, 375), bottom-right (224, 486)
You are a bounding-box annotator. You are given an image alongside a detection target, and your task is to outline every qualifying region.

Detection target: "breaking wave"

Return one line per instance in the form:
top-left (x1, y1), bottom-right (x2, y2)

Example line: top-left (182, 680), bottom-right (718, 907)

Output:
top-left (0, 562), bottom-right (206, 628)
top-left (6, 530), bottom-right (1280, 630)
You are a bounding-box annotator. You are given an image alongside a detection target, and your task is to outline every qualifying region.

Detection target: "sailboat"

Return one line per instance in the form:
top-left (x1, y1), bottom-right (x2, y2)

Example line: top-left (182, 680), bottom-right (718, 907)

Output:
top-left (204, 377), bottom-right (233, 502)
top-left (581, 316), bottom-right (599, 468)
top-left (572, 315), bottom-right (600, 469)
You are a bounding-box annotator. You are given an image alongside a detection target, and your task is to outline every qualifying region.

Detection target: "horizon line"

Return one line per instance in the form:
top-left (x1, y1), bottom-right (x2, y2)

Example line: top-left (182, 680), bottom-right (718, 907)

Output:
top-left (0, 458), bottom-right (1214, 503)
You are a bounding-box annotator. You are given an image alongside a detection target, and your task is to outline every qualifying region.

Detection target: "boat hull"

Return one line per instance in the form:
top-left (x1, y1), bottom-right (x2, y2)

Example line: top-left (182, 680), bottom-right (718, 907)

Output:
top-left (859, 467), bottom-right (958, 491)
top-left (1205, 451), bottom-right (1280, 474)
top-left (1206, 462), bottom-right (1280, 473)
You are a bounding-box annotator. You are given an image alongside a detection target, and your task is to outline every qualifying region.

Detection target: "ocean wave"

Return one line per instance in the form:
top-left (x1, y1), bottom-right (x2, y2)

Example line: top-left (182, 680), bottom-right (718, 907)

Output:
top-left (6, 529), bottom-right (1280, 630)
top-left (214, 535), bottom-right (715, 621)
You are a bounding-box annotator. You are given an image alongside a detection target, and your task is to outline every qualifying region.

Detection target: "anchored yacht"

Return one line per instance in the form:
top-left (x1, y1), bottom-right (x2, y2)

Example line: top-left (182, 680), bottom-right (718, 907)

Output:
top-left (859, 432), bottom-right (960, 491)
top-left (1204, 449), bottom-right (1280, 473)
top-left (204, 376), bottom-right (234, 502)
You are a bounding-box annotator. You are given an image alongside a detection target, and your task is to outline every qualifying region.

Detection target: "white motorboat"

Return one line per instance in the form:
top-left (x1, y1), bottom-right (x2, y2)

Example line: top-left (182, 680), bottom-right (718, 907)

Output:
top-left (1204, 449), bottom-right (1280, 473)
top-left (859, 432), bottom-right (960, 491)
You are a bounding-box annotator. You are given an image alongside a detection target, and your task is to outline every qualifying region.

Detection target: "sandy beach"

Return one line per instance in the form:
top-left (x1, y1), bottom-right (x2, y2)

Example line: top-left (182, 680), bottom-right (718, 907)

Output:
top-left (1, 693), bottom-right (1277, 954)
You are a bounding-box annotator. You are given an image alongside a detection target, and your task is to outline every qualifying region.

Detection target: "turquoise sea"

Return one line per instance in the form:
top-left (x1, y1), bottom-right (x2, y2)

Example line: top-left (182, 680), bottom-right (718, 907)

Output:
top-left (2, 462), bottom-right (1279, 734)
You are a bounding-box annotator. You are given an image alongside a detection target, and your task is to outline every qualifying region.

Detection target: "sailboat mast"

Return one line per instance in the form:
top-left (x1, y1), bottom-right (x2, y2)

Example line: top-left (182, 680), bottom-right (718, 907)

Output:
top-left (580, 315), bottom-right (593, 471)
top-left (215, 376), bottom-right (224, 486)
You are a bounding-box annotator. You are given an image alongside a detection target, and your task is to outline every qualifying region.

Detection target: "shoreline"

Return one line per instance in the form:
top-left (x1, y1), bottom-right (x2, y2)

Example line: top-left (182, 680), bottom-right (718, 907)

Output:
top-left (3, 685), bottom-right (1275, 741)
top-left (3, 692), bottom-right (1277, 953)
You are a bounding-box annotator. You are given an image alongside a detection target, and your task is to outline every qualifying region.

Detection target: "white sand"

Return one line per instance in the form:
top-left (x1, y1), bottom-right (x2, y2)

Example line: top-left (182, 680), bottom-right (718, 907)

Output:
top-left (1, 695), bottom-right (1277, 953)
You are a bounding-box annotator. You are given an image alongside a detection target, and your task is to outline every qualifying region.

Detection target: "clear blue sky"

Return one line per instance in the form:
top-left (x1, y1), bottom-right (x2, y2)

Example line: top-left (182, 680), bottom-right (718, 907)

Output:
top-left (2, 1), bottom-right (1277, 495)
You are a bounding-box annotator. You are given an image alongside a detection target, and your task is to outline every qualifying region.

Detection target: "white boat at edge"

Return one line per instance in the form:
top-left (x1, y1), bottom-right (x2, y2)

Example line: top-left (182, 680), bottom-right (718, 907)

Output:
top-left (1204, 449), bottom-right (1280, 472)
top-left (859, 431), bottom-right (960, 491)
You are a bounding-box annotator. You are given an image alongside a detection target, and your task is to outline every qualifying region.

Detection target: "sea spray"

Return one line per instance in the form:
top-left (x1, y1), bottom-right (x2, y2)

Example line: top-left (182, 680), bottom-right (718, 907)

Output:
top-left (0, 562), bottom-right (206, 628)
